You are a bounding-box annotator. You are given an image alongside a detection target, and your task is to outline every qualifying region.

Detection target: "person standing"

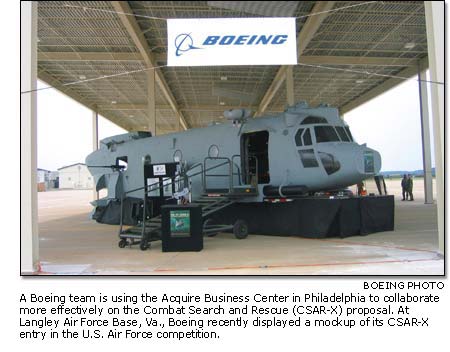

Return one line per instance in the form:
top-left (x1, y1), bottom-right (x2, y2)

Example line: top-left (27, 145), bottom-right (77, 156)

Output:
top-left (407, 174), bottom-right (414, 201)
top-left (401, 174), bottom-right (408, 201)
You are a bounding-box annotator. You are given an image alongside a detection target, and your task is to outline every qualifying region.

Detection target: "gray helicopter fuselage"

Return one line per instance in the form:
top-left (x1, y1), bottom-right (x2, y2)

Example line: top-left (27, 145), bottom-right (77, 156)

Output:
top-left (86, 103), bottom-right (381, 204)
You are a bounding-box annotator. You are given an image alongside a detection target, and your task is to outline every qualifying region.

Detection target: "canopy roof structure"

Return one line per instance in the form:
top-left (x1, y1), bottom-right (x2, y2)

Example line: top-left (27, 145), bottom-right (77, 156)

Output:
top-left (37, 1), bottom-right (428, 133)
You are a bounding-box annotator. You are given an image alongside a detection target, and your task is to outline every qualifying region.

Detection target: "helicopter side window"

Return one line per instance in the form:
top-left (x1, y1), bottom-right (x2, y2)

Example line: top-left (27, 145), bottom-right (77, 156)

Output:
top-left (335, 126), bottom-right (350, 142)
top-left (345, 127), bottom-right (354, 142)
top-left (116, 156), bottom-right (128, 171)
top-left (314, 126), bottom-right (340, 143)
top-left (295, 128), bottom-right (304, 146)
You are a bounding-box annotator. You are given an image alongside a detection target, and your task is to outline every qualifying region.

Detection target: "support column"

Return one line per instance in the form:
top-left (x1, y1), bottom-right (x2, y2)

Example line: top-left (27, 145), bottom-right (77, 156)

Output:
top-left (286, 66), bottom-right (295, 106)
top-left (20, 1), bottom-right (39, 274)
top-left (417, 63), bottom-right (433, 204)
top-left (147, 69), bottom-right (156, 136)
top-left (92, 109), bottom-right (99, 200)
top-left (424, 1), bottom-right (444, 254)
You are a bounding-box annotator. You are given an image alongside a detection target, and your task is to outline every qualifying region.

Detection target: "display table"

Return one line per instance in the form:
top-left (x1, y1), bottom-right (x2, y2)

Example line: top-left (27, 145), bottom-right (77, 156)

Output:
top-left (208, 196), bottom-right (394, 238)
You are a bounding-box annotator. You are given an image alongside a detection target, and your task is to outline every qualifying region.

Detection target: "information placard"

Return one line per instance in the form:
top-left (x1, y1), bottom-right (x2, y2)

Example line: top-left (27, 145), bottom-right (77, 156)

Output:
top-left (170, 210), bottom-right (191, 237)
top-left (153, 164), bottom-right (166, 176)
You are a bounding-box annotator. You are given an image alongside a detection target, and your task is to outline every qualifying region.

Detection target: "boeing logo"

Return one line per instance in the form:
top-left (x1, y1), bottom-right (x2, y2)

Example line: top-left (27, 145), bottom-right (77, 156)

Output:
top-left (174, 34), bottom-right (289, 56)
top-left (174, 33), bottom-right (202, 56)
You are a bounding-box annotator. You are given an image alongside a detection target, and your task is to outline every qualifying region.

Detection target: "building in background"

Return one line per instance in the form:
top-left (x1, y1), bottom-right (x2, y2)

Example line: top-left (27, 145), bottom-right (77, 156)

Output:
top-left (37, 168), bottom-right (51, 192)
top-left (58, 163), bottom-right (93, 189)
top-left (49, 171), bottom-right (59, 189)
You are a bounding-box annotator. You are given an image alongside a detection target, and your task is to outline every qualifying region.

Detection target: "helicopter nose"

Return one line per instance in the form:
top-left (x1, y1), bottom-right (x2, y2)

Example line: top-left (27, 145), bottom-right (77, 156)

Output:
top-left (356, 148), bottom-right (381, 175)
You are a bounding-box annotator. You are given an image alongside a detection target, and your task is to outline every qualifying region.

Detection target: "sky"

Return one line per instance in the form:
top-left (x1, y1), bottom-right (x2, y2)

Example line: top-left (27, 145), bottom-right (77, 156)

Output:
top-left (37, 75), bottom-right (436, 172)
top-left (344, 71), bottom-right (435, 172)
top-left (37, 81), bottom-right (126, 171)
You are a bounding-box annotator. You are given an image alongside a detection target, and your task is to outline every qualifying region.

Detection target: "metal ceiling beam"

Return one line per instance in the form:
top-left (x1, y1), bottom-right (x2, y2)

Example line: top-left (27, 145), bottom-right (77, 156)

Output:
top-left (99, 104), bottom-right (147, 110)
top-left (299, 56), bottom-right (417, 66)
top-left (38, 51), bottom-right (418, 70)
top-left (38, 51), bottom-right (416, 67)
top-left (306, 48), bottom-right (427, 54)
top-left (38, 51), bottom-right (142, 62)
top-left (179, 105), bottom-right (260, 112)
top-left (111, 1), bottom-right (188, 131)
top-left (38, 51), bottom-right (167, 62)
top-left (255, 1), bottom-right (336, 116)
top-left (340, 56), bottom-right (429, 114)
top-left (98, 104), bottom-right (259, 112)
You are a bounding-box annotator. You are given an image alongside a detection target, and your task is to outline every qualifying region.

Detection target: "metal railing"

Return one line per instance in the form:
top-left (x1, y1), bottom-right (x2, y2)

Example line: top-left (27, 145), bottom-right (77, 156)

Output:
top-left (185, 162), bottom-right (203, 189)
top-left (203, 157), bottom-right (233, 193)
top-left (118, 159), bottom-right (231, 237)
top-left (231, 154), bottom-right (242, 186)
top-left (118, 155), bottom-right (259, 237)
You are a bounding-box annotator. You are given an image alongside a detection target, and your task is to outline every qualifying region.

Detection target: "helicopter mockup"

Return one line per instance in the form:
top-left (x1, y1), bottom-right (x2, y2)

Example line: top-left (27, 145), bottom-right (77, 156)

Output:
top-left (86, 101), bottom-right (381, 223)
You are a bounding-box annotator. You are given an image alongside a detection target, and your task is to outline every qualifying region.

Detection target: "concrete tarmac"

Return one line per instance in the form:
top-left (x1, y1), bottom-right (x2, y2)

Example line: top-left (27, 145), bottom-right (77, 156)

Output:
top-left (37, 179), bottom-right (443, 275)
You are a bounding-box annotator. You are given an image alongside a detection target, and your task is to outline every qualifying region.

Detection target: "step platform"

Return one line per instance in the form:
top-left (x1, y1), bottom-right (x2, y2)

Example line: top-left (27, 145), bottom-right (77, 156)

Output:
top-left (204, 186), bottom-right (258, 198)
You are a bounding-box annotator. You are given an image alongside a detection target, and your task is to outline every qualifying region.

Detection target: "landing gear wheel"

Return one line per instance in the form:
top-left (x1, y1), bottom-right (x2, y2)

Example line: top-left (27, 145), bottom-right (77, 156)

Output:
top-left (233, 219), bottom-right (248, 239)
top-left (140, 239), bottom-right (150, 251)
top-left (203, 218), bottom-right (217, 237)
top-left (118, 239), bottom-right (127, 248)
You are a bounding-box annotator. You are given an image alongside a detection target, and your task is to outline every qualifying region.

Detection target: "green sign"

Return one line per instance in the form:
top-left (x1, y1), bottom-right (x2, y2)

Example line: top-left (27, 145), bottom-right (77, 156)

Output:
top-left (170, 210), bottom-right (191, 237)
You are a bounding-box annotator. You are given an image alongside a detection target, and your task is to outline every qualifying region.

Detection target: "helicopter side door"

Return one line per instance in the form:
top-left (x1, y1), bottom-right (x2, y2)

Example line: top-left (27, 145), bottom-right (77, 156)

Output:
top-left (240, 130), bottom-right (270, 185)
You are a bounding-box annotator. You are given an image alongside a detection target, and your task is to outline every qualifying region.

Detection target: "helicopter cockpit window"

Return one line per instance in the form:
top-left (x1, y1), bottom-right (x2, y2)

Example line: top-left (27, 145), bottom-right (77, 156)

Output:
top-left (314, 126), bottom-right (340, 143)
top-left (301, 116), bottom-right (328, 125)
top-left (345, 127), bottom-right (354, 142)
top-left (318, 152), bottom-right (341, 175)
top-left (335, 126), bottom-right (350, 142)
top-left (303, 129), bottom-right (312, 146)
top-left (295, 128), bottom-right (312, 146)
top-left (295, 128), bottom-right (304, 146)
top-left (298, 149), bottom-right (319, 168)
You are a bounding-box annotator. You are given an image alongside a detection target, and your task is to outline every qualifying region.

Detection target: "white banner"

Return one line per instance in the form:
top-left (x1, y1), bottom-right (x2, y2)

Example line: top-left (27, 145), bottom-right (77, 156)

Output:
top-left (167, 17), bottom-right (297, 66)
